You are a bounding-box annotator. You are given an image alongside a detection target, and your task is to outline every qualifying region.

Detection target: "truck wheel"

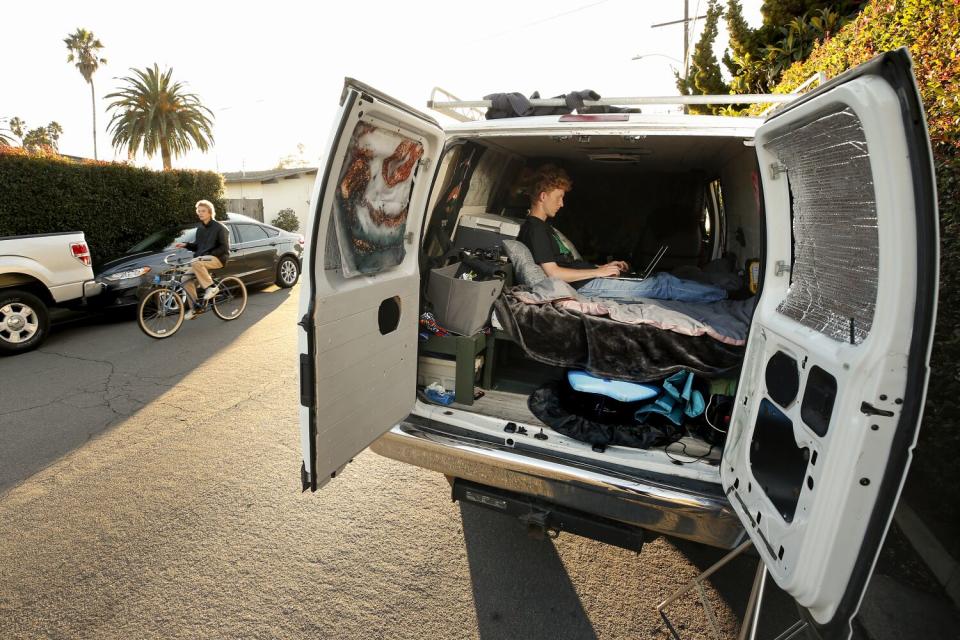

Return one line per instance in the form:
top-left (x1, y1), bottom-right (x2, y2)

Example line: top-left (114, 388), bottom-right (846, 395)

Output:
top-left (0, 289), bottom-right (50, 355)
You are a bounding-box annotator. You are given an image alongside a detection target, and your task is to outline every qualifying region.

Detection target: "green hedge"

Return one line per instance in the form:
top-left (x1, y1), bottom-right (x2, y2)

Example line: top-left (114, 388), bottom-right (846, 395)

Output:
top-left (0, 148), bottom-right (226, 265)
top-left (772, 0), bottom-right (960, 528)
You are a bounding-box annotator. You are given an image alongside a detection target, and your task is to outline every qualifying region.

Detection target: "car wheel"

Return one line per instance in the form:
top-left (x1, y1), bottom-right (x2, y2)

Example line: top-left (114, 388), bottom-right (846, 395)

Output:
top-left (276, 256), bottom-right (300, 288)
top-left (0, 289), bottom-right (51, 355)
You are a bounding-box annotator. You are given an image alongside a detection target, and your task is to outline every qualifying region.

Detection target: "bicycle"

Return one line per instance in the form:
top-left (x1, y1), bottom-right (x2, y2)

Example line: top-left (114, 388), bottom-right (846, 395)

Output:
top-left (137, 254), bottom-right (248, 339)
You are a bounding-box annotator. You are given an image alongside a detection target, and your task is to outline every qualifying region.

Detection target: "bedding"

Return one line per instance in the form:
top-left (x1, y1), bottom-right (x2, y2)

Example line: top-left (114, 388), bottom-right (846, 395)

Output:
top-left (493, 278), bottom-right (755, 382)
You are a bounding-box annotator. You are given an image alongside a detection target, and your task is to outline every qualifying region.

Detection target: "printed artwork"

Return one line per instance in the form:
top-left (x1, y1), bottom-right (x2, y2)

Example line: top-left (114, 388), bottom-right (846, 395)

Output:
top-left (333, 121), bottom-right (424, 277)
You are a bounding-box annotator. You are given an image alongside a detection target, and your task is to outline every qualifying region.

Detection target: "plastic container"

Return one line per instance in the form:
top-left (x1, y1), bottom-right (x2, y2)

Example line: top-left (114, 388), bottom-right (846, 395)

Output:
top-left (417, 354), bottom-right (483, 391)
top-left (427, 263), bottom-right (504, 336)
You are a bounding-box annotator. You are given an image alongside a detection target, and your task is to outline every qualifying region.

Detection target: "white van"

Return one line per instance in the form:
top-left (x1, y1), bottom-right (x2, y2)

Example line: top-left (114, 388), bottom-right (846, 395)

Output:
top-left (298, 48), bottom-right (938, 639)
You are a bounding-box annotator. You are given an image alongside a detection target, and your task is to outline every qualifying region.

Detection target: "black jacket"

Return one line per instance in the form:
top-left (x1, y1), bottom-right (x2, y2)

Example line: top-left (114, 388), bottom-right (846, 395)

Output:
top-left (185, 219), bottom-right (230, 265)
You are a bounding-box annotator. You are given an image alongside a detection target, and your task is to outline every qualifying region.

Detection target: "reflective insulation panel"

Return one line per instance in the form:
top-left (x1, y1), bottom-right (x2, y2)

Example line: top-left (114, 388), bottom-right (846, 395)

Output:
top-left (765, 107), bottom-right (878, 345)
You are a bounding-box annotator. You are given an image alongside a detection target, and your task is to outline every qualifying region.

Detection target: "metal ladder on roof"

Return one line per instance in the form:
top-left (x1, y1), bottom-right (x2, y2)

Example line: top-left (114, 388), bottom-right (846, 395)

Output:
top-left (428, 72), bottom-right (827, 122)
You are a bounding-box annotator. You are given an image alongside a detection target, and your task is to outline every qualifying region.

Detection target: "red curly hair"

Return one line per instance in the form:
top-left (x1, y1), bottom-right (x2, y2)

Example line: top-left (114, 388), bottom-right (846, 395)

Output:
top-left (525, 164), bottom-right (572, 205)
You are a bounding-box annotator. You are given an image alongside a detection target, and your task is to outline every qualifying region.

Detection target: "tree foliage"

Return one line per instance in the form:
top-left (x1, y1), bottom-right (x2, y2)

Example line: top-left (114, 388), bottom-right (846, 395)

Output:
top-left (0, 147), bottom-right (225, 264)
top-left (271, 208), bottom-right (300, 232)
top-left (64, 27), bottom-right (107, 160)
top-left (105, 64), bottom-right (215, 170)
top-left (3, 117), bottom-right (64, 152)
top-left (683, 0), bottom-right (865, 102)
top-left (676, 0), bottom-right (730, 114)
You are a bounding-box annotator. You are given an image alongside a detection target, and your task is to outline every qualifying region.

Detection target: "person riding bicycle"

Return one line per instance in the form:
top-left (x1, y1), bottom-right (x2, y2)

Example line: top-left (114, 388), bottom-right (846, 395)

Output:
top-left (174, 200), bottom-right (230, 320)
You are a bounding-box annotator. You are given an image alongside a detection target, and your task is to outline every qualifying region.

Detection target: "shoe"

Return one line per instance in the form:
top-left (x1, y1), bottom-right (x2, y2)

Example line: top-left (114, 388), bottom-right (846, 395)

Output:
top-left (184, 308), bottom-right (196, 321)
top-left (202, 286), bottom-right (219, 301)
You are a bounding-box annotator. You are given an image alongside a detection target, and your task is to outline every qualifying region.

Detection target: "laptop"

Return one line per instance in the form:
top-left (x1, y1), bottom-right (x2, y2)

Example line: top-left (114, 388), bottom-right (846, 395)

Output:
top-left (612, 245), bottom-right (669, 281)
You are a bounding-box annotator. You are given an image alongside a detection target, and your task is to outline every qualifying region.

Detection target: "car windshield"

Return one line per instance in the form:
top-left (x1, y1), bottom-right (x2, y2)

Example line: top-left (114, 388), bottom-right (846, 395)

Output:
top-left (127, 226), bottom-right (196, 254)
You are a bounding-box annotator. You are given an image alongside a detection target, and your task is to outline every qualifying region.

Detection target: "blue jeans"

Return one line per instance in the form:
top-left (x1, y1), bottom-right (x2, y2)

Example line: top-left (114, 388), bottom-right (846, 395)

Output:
top-left (577, 272), bottom-right (727, 303)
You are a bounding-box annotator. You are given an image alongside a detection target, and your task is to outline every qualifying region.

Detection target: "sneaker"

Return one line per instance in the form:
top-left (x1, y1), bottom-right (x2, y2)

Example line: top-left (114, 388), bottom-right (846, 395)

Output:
top-left (202, 286), bottom-right (219, 301)
top-left (184, 308), bottom-right (196, 321)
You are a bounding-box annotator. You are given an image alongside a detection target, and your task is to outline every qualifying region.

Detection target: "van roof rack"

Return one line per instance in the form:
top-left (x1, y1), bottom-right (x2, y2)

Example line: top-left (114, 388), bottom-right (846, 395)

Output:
top-left (429, 72), bottom-right (828, 122)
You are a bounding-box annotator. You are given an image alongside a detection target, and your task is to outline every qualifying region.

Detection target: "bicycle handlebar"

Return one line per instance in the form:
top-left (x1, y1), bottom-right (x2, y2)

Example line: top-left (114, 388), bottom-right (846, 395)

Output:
top-left (163, 253), bottom-right (194, 266)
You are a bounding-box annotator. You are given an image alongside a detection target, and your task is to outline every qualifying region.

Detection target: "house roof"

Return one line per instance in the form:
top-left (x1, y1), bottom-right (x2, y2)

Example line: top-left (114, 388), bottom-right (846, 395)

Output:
top-left (222, 167), bottom-right (318, 184)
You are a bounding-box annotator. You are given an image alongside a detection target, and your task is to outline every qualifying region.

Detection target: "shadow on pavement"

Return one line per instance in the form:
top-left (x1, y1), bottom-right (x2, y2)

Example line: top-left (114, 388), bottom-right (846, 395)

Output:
top-left (459, 502), bottom-right (599, 640)
top-left (0, 285), bottom-right (296, 495)
top-left (669, 537), bottom-right (809, 639)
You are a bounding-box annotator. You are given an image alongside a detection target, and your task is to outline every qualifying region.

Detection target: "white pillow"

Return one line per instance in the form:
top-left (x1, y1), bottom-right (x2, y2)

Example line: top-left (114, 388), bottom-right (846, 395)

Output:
top-left (502, 239), bottom-right (547, 287)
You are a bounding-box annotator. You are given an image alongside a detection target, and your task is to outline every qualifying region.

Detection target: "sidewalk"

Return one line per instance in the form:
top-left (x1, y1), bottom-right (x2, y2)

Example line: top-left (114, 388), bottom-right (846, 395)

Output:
top-left (856, 503), bottom-right (960, 640)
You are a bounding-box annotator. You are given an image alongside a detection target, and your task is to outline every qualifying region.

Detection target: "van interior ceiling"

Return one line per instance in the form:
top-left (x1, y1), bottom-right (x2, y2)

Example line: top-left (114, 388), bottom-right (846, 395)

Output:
top-left (417, 133), bottom-right (763, 472)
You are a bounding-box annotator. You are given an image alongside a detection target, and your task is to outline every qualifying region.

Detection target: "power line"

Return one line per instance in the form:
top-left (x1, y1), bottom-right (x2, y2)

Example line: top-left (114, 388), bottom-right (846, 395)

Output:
top-left (469, 0), bottom-right (614, 43)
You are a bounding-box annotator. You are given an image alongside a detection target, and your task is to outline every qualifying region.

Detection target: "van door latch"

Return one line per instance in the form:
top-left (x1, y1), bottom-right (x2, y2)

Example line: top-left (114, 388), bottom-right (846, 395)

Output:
top-left (769, 162), bottom-right (788, 179)
top-left (860, 402), bottom-right (894, 417)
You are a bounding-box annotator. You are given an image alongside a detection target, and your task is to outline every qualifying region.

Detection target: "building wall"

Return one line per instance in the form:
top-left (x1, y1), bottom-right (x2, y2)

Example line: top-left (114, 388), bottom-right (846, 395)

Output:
top-left (224, 172), bottom-right (316, 232)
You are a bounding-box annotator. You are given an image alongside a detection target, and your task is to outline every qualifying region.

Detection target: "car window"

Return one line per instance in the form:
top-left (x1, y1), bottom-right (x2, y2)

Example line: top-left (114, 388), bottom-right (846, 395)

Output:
top-left (236, 223), bottom-right (270, 243)
top-left (262, 226), bottom-right (280, 238)
top-left (127, 226), bottom-right (195, 253)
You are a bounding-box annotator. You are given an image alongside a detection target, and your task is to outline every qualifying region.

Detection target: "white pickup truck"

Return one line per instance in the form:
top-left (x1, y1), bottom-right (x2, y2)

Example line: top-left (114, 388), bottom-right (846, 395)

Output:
top-left (0, 232), bottom-right (103, 354)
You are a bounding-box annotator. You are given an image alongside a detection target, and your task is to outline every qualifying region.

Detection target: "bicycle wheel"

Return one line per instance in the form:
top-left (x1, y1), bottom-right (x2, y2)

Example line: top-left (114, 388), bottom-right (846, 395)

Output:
top-left (212, 277), bottom-right (247, 320)
top-left (138, 288), bottom-right (184, 338)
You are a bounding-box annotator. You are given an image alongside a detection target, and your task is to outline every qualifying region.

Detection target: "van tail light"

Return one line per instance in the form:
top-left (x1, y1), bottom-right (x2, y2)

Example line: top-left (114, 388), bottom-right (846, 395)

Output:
top-left (70, 241), bottom-right (92, 266)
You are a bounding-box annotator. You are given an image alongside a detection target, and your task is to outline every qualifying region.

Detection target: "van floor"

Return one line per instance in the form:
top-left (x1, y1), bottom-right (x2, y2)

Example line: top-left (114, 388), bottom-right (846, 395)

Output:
top-left (450, 387), bottom-right (723, 465)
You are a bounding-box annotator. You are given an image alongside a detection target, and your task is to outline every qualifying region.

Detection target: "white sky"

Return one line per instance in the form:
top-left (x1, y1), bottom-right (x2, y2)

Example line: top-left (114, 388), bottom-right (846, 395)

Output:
top-left (3, 0), bottom-right (763, 173)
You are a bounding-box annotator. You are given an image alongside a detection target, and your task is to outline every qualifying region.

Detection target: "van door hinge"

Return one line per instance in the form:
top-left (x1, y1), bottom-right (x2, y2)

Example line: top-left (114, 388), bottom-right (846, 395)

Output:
top-left (299, 353), bottom-right (315, 408)
top-left (769, 162), bottom-right (788, 179)
top-left (420, 157), bottom-right (432, 171)
top-left (775, 261), bottom-right (791, 277)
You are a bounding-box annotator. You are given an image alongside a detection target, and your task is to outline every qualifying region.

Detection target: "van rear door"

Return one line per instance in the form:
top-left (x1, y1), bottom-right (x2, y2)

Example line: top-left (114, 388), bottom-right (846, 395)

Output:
top-left (298, 79), bottom-right (444, 491)
top-left (724, 48), bottom-right (938, 639)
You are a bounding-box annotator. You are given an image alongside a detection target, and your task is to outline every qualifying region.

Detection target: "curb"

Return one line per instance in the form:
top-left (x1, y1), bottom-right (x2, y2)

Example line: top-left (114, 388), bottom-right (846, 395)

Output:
top-left (894, 502), bottom-right (960, 609)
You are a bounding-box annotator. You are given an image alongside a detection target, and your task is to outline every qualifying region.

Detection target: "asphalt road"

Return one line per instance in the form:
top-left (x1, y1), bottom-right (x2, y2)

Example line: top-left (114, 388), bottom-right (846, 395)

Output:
top-left (0, 284), bottom-right (820, 639)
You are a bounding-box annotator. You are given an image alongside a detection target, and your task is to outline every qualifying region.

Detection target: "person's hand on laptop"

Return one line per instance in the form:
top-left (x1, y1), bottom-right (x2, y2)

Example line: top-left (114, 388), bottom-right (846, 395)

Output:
top-left (595, 262), bottom-right (624, 278)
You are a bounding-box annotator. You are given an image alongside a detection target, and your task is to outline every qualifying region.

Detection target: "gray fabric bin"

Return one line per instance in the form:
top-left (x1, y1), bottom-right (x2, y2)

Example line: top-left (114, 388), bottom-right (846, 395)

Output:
top-left (427, 263), bottom-right (505, 336)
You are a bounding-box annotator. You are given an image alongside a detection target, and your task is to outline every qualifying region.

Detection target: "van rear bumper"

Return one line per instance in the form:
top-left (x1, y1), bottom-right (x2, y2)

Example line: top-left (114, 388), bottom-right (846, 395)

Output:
top-left (371, 417), bottom-right (746, 549)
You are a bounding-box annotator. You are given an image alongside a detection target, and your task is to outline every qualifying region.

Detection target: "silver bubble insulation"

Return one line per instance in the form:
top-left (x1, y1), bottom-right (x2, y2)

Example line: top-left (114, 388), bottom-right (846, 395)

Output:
top-left (764, 107), bottom-right (878, 345)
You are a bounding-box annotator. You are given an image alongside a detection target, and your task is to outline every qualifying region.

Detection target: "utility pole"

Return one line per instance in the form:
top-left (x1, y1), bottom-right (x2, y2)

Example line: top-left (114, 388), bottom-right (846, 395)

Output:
top-left (650, 0), bottom-right (707, 79)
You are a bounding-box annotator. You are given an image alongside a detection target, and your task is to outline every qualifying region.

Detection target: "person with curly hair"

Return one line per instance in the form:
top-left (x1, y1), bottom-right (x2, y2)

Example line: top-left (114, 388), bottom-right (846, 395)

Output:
top-left (516, 164), bottom-right (726, 303)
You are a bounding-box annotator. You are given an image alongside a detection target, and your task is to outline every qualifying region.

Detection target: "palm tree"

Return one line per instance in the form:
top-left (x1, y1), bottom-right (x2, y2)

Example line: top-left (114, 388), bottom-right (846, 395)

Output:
top-left (105, 64), bottom-right (215, 170)
top-left (0, 120), bottom-right (14, 147)
top-left (64, 28), bottom-right (107, 160)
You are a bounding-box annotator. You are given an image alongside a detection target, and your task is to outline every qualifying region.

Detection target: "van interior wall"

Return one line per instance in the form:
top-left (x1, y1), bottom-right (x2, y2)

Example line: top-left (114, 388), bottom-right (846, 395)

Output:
top-left (719, 146), bottom-right (763, 269)
top-left (554, 168), bottom-right (707, 269)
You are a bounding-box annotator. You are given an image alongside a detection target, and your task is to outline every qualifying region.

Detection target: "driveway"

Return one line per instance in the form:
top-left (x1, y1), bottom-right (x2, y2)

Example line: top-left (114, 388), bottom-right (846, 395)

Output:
top-left (0, 285), bottom-right (847, 639)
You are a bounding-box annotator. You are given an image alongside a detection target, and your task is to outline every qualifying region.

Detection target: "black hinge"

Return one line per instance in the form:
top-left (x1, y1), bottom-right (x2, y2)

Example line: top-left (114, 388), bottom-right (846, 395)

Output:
top-left (300, 461), bottom-right (313, 492)
top-left (299, 353), bottom-right (314, 408)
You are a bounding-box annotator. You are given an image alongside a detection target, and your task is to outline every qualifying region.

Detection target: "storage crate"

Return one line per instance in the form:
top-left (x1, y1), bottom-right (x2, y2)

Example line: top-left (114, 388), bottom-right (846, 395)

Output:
top-left (427, 263), bottom-right (505, 336)
top-left (417, 354), bottom-right (483, 391)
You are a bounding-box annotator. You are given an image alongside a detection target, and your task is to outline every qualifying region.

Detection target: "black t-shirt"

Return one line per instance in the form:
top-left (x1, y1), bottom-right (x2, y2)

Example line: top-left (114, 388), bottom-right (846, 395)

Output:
top-left (517, 216), bottom-right (595, 288)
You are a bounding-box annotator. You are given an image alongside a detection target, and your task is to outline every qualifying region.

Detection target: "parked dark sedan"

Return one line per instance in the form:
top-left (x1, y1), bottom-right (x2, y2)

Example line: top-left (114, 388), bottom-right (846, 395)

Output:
top-left (94, 213), bottom-right (303, 309)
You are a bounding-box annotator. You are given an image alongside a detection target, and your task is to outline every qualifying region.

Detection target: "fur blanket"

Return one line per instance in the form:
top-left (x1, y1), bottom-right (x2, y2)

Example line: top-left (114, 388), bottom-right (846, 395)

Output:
top-left (493, 280), bottom-right (754, 382)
